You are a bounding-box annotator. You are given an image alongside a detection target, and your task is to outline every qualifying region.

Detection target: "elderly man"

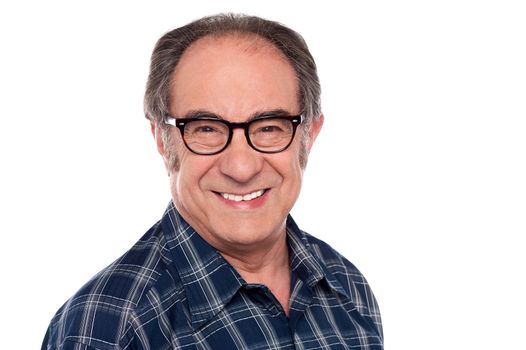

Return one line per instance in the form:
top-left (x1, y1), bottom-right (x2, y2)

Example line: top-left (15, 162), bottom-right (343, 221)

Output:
top-left (42, 14), bottom-right (383, 349)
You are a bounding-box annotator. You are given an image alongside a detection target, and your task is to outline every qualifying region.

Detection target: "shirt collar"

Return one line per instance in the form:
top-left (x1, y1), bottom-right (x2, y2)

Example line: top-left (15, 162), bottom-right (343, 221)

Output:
top-left (160, 202), bottom-right (245, 330)
top-left (286, 216), bottom-right (351, 300)
top-left (160, 202), bottom-right (350, 330)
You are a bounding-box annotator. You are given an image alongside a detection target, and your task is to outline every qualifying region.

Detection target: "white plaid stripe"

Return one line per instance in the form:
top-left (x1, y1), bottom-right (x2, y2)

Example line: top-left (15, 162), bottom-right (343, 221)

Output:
top-left (43, 202), bottom-right (383, 349)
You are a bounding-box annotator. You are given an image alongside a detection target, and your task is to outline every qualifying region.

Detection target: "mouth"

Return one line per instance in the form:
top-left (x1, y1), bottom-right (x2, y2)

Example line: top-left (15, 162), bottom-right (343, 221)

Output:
top-left (217, 189), bottom-right (268, 202)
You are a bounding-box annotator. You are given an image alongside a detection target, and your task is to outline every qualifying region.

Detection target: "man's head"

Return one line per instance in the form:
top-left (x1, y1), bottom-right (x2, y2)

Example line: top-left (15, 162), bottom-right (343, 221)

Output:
top-left (145, 13), bottom-right (322, 170)
top-left (145, 14), bottom-right (323, 254)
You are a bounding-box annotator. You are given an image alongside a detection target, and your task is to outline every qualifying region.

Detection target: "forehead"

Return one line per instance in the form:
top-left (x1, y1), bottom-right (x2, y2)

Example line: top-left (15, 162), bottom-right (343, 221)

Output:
top-left (169, 35), bottom-right (299, 118)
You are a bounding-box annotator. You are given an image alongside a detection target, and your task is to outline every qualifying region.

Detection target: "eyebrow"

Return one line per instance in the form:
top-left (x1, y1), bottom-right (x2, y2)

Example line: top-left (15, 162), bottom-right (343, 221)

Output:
top-left (180, 108), bottom-right (295, 121)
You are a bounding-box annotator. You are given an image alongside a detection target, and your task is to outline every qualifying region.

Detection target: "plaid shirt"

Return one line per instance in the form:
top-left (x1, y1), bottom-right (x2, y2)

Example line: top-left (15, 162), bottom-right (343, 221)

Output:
top-left (43, 203), bottom-right (383, 349)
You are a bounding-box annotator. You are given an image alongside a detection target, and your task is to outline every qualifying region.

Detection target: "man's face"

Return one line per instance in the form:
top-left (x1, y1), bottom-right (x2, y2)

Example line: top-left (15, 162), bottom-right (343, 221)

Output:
top-left (155, 36), bottom-right (322, 255)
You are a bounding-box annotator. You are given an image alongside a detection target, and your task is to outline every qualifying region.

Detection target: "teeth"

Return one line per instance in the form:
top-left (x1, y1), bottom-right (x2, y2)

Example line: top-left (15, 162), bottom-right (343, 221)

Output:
top-left (222, 189), bottom-right (265, 202)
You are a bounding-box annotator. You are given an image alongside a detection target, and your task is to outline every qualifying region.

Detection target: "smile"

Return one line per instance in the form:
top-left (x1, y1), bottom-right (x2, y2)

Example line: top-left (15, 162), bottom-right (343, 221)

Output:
top-left (221, 189), bottom-right (266, 202)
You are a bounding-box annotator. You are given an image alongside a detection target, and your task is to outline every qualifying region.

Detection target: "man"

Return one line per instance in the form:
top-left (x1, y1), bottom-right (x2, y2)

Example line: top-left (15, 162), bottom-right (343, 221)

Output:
top-left (42, 13), bottom-right (383, 349)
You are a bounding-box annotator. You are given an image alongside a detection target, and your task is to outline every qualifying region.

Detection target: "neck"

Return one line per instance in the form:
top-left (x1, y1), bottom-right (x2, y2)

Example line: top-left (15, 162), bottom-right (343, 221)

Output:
top-left (219, 231), bottom-right (292, 315)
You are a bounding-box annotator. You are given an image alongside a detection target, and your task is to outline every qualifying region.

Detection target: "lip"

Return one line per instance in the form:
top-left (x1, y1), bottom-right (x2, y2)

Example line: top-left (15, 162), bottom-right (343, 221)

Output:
top-left (214, 188), bottom-right (270, 210)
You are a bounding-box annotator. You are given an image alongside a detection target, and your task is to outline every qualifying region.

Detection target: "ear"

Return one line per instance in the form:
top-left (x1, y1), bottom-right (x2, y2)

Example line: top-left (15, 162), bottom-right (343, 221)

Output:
top-left (307, 114), bottom-right (324, 151)
top-left (151, 122), bottom-right (166, 155)
top-left (151, 122), bottom-right (171, 173)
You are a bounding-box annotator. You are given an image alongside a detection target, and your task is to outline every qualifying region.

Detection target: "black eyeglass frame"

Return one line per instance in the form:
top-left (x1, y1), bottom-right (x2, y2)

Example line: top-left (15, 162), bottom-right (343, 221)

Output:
top-left (164, 114), bottom-right (304, 155)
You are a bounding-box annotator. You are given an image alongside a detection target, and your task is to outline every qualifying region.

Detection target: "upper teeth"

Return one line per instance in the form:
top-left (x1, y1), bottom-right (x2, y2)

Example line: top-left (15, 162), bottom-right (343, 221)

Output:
top-left (222, 189), bottom-right (265, 202)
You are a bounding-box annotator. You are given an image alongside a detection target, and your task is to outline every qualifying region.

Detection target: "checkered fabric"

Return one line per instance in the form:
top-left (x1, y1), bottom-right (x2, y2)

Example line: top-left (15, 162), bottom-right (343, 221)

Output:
top-left (42, 202), bottom-right (383, 349)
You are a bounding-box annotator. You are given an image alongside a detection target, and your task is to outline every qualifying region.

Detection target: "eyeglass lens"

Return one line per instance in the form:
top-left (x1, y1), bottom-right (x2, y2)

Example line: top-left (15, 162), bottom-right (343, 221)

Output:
top-left (183, 118), bottom-right (295, 154)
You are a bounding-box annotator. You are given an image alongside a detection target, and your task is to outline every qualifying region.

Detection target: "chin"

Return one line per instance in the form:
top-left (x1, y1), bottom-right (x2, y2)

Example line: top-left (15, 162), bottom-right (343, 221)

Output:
top-left (217, 220), bottom-right (283, 246)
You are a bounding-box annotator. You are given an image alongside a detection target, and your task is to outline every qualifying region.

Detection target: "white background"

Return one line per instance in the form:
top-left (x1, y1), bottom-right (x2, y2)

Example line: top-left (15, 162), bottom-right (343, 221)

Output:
top-left (1, 1), bottom-right (525, 348)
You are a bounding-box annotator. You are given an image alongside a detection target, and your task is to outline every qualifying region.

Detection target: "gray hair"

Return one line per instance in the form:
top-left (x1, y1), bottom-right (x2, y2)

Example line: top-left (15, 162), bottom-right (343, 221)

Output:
top-left (144, 13), bottom-right (322, 168)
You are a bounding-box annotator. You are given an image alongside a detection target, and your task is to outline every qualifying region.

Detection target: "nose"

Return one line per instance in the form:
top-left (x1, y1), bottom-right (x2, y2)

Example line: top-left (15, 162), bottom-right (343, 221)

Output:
top-left (218, 129), bottom-right (263, 183)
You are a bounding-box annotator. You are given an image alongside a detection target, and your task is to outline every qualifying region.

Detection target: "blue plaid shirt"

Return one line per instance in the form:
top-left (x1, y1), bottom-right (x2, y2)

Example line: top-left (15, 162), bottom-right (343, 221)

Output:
top-left (43, 203), bottom-right (383, 349)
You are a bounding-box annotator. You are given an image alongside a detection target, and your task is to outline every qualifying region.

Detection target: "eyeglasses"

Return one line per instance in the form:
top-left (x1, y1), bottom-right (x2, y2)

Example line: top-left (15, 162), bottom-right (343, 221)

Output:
top-left (164, 114), bottom-right (303, 155)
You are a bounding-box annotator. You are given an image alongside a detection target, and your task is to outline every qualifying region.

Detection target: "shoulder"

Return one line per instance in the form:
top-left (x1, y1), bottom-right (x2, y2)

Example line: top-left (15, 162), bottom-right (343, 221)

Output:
top-left (43, 221), bottom-right (181, 349)
top-left (304, 232), bottom-right (367, 288)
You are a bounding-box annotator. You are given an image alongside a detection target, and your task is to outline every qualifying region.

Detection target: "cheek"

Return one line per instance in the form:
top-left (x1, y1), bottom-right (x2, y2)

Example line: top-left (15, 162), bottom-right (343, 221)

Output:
top-left (170, 161), bottom-right (208, 217)
top-left (164, 132), bottom-right (187, 172)
top-left (273, 144), bottom-right (305, 185)
top-left (172, 155), bottom-right (217, 196)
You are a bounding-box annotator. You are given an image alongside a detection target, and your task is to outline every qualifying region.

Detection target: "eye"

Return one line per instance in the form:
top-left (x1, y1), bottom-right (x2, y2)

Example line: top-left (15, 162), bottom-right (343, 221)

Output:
top-left (195, 125), bottom-right (218, 133)
top-left (259, 125), bottom-right (284, 133)
top-left (252, 118), bottom-right (291, 135)
top-left (186, 120), bottom-right (227, 136)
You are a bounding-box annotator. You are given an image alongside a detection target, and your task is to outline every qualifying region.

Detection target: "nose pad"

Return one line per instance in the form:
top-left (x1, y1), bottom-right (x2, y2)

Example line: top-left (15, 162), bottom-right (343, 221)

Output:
top-left (218, 129), bottom-right (263, 183)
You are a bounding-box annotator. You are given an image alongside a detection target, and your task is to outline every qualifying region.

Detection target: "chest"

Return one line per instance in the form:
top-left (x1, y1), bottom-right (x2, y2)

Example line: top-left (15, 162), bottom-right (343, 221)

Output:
top-left (131, 284), bottom-right (382, 350)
